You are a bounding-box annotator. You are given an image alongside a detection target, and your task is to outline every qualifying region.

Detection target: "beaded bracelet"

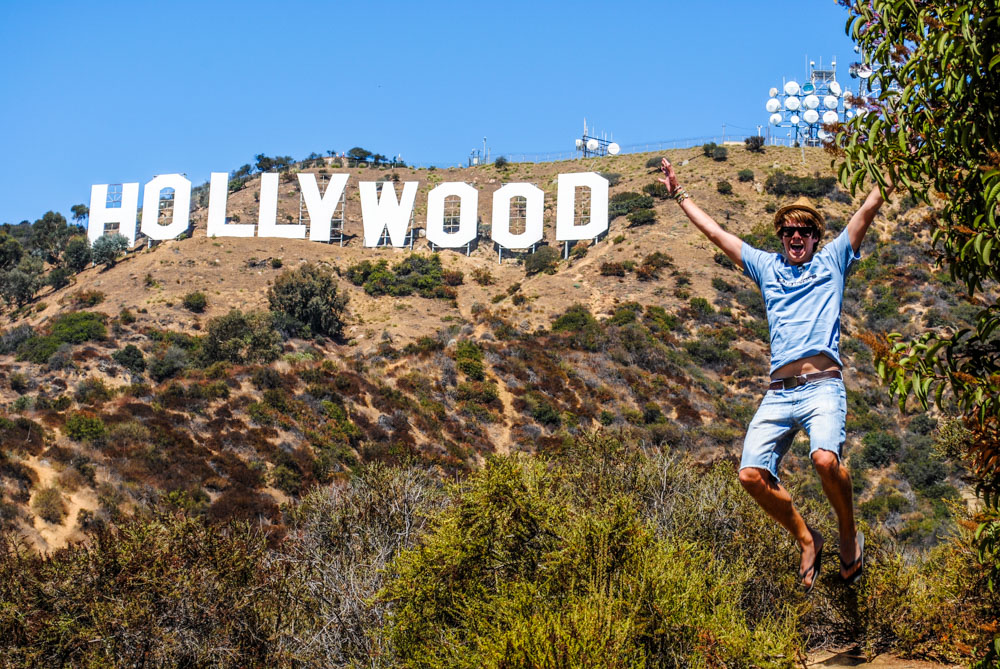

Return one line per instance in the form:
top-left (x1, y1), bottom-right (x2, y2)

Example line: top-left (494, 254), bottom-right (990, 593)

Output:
top-left (672, 187), bottom-right (690, 203)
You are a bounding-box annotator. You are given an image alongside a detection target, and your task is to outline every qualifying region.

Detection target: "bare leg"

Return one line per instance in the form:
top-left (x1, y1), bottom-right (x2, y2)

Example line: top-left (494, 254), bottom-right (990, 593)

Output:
top-left (811, 450), bottom-right (860, 579)
top-left (738, 467), bottom-right (823, 588)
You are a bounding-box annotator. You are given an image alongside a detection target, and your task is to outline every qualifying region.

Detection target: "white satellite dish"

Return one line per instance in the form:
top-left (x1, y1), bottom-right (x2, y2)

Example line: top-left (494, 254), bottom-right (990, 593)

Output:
top-left (765, 98), bottom-right (781, 113)
top-left (804, 94), bottom-right (820, 110)
top-left (769, 113), bottom-right (783, 125)
top-left (586, 138), bottom-right (599, 151)
top-left (843, 92), bottom-right (854, 109)
top-left (607, 142), bottom-right (620, 155)
top-left (822, 110), bottom-right (839, 124)
top-left (803, 109), bottom-right (820, 124)
top-left (784, 80), bottom-right (800, 96)
top-left (857, 64), bottom-right (873, 79)
top-left (846, 110), bottom-right (855, 119)
top-left (784, 96), bottom-right (801, 111)
top-left (790, 114), bottom-right (801, 125)
top-left (818, 129), bottom-right (830, 140)
top-left (829, 81), bottom-right (842, 96)
top-left (802, 82), bottom-right (816, 95)
top-left (769, 87), bottom-right (779, 98)
top-left (575, 138), bottom-right (584, 149)
top-left (824, 95), bottom-right (839, 109)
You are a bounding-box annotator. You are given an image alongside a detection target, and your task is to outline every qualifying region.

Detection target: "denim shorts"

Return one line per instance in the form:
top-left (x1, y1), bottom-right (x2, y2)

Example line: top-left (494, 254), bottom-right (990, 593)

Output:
top-left (740, 378), bottom-right (847, 484)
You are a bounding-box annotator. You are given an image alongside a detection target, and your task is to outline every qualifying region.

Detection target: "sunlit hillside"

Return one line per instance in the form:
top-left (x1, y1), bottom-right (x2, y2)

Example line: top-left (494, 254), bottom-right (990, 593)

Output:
top-left (0, 144), bottom-right (992, 666)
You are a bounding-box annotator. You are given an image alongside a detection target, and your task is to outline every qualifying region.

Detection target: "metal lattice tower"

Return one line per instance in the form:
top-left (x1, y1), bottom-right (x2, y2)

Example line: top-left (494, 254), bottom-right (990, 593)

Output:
top-left (299, 175), bottom-right (348, 246)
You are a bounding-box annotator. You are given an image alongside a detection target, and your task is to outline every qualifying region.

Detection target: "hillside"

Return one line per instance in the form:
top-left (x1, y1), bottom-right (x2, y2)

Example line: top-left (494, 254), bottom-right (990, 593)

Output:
top-left (0, 145), bottom-right (977, 548)
top-left (0, 145), bottom-right (993, 665)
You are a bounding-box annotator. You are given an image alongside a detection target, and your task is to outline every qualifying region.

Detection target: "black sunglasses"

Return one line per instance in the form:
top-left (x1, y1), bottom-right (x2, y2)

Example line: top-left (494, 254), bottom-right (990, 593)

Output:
top-left (778, 225), bottom-right (818, 239)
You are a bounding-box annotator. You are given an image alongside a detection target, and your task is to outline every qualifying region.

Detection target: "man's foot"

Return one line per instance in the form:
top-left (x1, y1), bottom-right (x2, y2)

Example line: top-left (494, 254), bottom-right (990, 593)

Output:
top-left (799, 527), bottom-right (824, 593)
top-left (840, 531), bottom-right (864, 584)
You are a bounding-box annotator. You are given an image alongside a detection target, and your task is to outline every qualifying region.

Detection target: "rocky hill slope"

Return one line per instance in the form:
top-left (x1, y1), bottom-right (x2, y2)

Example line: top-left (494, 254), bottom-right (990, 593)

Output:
top-left (0, 145), bottom-right (975, 553)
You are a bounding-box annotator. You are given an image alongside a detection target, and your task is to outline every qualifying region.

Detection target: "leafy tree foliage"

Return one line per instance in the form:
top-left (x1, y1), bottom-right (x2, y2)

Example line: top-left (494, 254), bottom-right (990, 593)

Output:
top-left (347, 147), bottom-right (372, 165)
top-left (267, 262), bottom-right (348, 338)
top-left (254, 153), bottom-right (293, 172)
top-left (45, 266), bottom-right (71, 290)
top-left (63, 237), bottom-right (92, 273)
top-left (524, 246), bottom-right (560, 275)
top-left (202, 309), bottom-right (281, 364)
top-left (91, 233), bottom-right (129, 268)
top-left (0, 235), bottom-right (23, 271)
top-left (70, 204), bottom-right (89, 225)
top-left (28, 211), bottom-right (72, 262)
top-left (0, 269), bottom-right (40, 307)
top-left (835, 2), bottom-right (1000, 663)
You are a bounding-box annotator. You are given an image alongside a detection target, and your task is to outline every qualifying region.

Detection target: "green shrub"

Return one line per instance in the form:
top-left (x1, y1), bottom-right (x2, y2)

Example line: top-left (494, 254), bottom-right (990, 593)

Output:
top-left (50, 311), bottom-right (106, 344)
top-left (609, 192), bottom-right (654, 220)
top-left (46, 267), bottom-right (71, 290)
top-left (494, 156), bottom-right (509, 169)
top-left (689, 297), bottom-right (715, 320)
top-left (16, 311), bottom-right (108, 364)
top-left (268, 263), bottom-right (348, 337)
top-left (642, 182), bottom-right (671, 199)
top-left (737, 169), bottom-right (754, 182)
top-left (202, 310), bottom-right (281, 364)
top-left (627, 208), bottom-right (656, 227)
top-left (645, 156), bottom-right (664, 168)
top-left (65, 412), bottom-right (107, 442)
top-left (91, 233), bottom-right (129, 267)
top-left (346, 254), bottom-right (452, 300)
top-left (861, 430), bottom-right (901, 467)
top-left (765, 171), bottom-right (836, 197)
top-left (149, 346), bottom-right (189, 382)
top-left (552, 304), bottom-right (603, 351)
top-left (112, 344), bottom-right (146, 374)
top-left (454, 340), bottom-right (485, 381)
top-left (182, 291), bottom-right (207, 313)
top-left (74, 376), bottom-right (114, 404)
top-left (717, 180), bottom-right (733, 195)
top-left (380, 451), bottom-right (800, 667)
top-left (525, 246), bottom-right (560, 275)
top-left (712, 146), bottom-right (728, 161)
top-left (702, 142), bottom-right (717, 157)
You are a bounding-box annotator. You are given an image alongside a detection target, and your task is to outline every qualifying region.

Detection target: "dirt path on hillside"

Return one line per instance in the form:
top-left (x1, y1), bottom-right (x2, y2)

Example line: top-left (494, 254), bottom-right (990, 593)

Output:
top-left (24, 455), bottom-right (98, 552)
top-left (806, 646), bottom-right (961, 668)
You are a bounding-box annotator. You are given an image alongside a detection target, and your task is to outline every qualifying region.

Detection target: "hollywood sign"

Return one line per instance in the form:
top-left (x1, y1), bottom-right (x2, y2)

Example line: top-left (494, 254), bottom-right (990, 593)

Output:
top-left (88, 172), bottom-right (610, 251)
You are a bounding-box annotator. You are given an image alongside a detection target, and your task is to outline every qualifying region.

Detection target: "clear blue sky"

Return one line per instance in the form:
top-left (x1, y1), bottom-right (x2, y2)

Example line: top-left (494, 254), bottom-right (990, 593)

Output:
top-left (0, 1), bottom-right (858, 225)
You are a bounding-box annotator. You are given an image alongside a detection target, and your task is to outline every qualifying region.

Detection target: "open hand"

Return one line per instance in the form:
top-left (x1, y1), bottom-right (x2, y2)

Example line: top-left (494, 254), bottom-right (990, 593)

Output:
top-left (658, 157), bottom-right (680, 195)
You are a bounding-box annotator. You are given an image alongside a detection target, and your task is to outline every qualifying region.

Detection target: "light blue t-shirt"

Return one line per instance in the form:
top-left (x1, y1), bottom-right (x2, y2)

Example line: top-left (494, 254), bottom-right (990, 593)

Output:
top-left (741, 227), bottom-right (860, 375)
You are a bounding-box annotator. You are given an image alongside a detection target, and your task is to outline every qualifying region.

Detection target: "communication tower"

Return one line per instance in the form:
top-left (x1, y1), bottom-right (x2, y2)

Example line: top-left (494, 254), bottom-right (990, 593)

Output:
top-left (765, 58), bottom-right (856, 148)
top-left (575, 119), bottom-right (620, 158)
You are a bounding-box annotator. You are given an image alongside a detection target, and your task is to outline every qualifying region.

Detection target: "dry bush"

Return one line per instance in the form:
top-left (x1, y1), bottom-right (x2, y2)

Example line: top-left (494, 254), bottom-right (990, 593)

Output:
top-left (278, 463), bottom-right (446, 665)
top-left (31, 486), bottom-right (66, 524)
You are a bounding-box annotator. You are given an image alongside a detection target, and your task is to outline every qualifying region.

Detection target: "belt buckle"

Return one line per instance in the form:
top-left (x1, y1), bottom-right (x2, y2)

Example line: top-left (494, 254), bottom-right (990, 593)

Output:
top-left (783, 375), bottom-right (805, 390)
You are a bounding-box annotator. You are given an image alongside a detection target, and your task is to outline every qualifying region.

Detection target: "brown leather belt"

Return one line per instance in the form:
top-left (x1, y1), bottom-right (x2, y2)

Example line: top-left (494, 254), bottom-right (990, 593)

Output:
top-left (768, 370), bottom-right (842, 391)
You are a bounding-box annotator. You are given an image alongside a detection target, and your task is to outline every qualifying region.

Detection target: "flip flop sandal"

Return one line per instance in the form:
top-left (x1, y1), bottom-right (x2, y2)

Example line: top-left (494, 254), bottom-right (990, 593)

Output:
top-left (841, 531), bottom-right (865, 585)
top-left (799, 529), bottom-right (823, 595)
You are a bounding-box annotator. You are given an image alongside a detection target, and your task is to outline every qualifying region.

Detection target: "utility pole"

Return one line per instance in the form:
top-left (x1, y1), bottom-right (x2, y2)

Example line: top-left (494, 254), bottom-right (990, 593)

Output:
top-left (722, 123), bottom-right (726, 144)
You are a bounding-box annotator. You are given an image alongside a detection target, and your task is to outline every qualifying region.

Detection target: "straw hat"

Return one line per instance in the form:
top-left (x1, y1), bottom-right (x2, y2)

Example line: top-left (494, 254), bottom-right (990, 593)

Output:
top-left (772, 196), bottom-right (825, 237)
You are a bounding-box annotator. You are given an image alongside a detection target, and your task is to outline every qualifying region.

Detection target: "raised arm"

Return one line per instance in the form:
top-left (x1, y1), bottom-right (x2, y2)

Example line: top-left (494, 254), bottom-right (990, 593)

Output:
top-left (847, 182), bottom-right (893, 253)
top-left (659, 158), bottom-right (744, 270)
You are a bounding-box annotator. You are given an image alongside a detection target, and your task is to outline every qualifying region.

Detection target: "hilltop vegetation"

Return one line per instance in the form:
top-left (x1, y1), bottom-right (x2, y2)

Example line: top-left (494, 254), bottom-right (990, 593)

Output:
top-left (0, 143), bottom-right (995, 663)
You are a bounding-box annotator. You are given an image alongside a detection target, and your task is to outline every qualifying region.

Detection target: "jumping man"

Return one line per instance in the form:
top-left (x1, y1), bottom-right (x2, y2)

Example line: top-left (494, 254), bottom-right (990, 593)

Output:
top-left (658, 157), bottom-right (890, 590)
